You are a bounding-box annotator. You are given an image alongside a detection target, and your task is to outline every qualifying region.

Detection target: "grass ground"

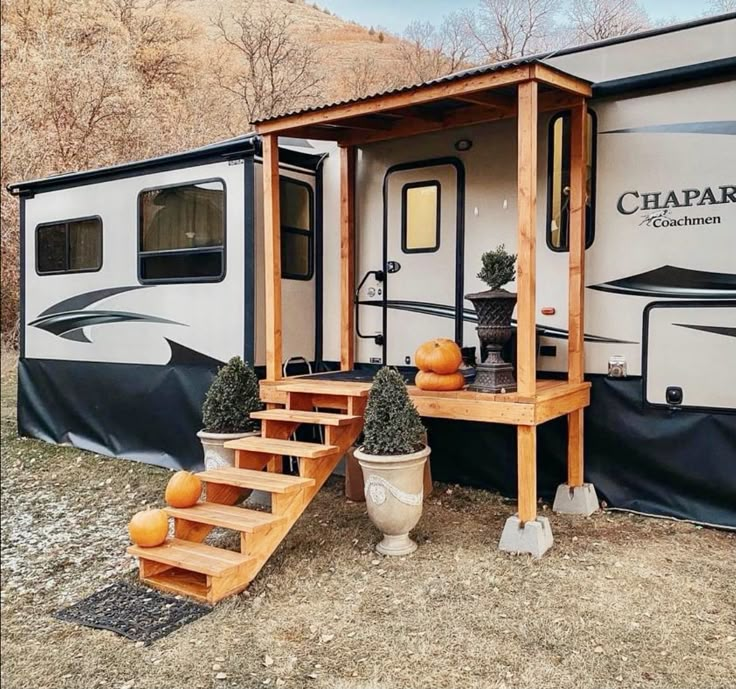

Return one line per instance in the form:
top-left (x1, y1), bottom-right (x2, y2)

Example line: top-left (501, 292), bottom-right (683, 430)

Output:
top-left (1, 350), bottom-right (734, 689)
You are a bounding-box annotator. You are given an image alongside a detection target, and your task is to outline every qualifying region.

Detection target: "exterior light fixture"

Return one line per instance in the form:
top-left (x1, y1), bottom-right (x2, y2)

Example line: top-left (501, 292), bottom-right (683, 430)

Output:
top-left (455, 138), bottom-right (473, 151)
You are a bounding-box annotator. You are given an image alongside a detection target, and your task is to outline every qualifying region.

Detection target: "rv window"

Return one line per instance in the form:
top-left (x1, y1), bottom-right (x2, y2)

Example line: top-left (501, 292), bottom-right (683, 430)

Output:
top-left (402, 181), bottom-right (440, 253)
top-left (138, 179), bottom-right (225, 282)
top-left (36, 217), bottom-right (102, 274)
top-left (546, 111), bottom-right (596, 252)
top-left (280, 178), bottom-right (313, 280)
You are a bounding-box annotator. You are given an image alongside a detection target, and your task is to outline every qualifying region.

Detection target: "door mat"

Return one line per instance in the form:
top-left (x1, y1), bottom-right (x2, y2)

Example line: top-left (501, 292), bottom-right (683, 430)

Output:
top-left (54, 581), bottom-right (212, 645)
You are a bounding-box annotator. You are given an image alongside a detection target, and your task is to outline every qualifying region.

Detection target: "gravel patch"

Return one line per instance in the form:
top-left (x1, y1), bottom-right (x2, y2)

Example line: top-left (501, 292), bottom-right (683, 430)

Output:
top-left (2, 351), bottom-right (735, 689)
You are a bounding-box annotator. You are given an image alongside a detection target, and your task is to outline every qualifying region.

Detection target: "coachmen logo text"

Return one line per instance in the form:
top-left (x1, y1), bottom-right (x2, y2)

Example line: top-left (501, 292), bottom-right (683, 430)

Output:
top-left (617, 185), bottom-right (735, 227)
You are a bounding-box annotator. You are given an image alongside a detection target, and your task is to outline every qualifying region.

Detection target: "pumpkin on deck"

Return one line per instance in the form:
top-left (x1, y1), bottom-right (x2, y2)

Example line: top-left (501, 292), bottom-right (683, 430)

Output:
top-left (414, 338), bottom-right (463, 374)
top-left (128, 509), bottom-right (169, 547)
top-left (415, 370), bottom-right (465, 391)
top-left (165, 471), bottom-right (202, 508)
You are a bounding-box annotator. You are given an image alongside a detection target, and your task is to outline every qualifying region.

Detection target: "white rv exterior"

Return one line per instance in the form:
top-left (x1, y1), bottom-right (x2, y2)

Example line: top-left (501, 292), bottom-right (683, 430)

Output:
top-left (10, 13), bottom-right (736, 526)
top-left (322, 14), bottom-right (736, 414)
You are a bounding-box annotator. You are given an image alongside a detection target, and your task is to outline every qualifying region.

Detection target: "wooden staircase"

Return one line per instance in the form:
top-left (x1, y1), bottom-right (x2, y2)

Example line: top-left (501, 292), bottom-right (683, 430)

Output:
top-left (128, 380), bottom-right (371, 603)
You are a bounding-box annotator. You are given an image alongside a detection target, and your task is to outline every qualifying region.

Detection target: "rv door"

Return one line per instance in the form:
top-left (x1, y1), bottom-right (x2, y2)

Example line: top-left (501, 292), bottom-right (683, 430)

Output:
top-left (382, 162), bottom-right (462, 367)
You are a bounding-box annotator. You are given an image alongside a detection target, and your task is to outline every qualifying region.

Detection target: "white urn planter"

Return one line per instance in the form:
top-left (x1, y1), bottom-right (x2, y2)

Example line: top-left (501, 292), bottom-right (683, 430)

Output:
top-left (354, 445), bottom-right (430, 556)
top-left (197, 430), bottom-right (259, 470)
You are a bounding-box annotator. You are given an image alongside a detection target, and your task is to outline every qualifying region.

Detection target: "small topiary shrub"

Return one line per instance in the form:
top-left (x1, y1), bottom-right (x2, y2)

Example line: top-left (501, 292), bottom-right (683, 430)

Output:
top-left (201, 356), bottom-right (262, 433)
top-left (362, 367), bottom-right (425, 455)
top-left (477, 244), bottom-right (517, 291)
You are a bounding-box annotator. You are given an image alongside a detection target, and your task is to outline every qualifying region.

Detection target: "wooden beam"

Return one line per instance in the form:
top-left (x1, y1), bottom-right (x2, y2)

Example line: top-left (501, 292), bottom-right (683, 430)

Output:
top-left (256, 65), bottom-right (535, 134)
top-left (532, 63), bottom-right (593, 97)
top-left (330, 115), bottom-right (395, 131)
top-left (284, 92), bottom-right (580, 144)
top-left (517, 425), bottom-right (537, 523)
top-left (340, 145), bottom-right (356, 371)
top-left (452, 91), bottom-right (515, 108)
top-left (567, 98), bottom-right (588, 487)
top-left (285, 125), bottom-right (355, 140)
top-left (340, 102), bottom-right (515, 146)
top-left (538, 89), bottom-right (585, 113)
top-left (262, 134), bottom-right (282, 381)
top-left (515, 80), bottom-right (538, 397)
top-left (388, 105), bottom-right (446, 122)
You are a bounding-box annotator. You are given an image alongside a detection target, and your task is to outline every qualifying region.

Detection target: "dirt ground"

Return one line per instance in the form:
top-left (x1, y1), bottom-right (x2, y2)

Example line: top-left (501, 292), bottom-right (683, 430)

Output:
top-left (1, 351), bottom-right (735, 689)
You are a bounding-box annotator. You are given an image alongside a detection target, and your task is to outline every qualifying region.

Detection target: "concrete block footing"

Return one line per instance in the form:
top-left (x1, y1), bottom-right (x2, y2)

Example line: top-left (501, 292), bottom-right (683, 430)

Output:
top-left (553, 483), bottom-right (599, 516)
top-left (498, 514), bottom-right (553, 558)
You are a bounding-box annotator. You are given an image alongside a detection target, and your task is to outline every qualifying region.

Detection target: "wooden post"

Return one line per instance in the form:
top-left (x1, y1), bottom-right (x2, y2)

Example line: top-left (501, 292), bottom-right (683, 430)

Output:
top-left (567, 100), bottom-right (587, 486)
top-left (263, 134), bottom-right (282, 381)
top-left (517, 425), bottom-right (537, 523)
top-left (516, 80), bottom-right (538, 398)
top-left (340, 145), bottom-right (356, 371)
top-left (515, 80), bottom-right (539, 524)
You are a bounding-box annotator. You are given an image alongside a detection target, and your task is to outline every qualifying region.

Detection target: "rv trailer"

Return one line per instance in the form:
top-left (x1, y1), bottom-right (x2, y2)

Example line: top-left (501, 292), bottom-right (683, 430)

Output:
top-left (9, 135), bottom-right (334, 465)
top-left (9, 12), bottom-right (736, 528)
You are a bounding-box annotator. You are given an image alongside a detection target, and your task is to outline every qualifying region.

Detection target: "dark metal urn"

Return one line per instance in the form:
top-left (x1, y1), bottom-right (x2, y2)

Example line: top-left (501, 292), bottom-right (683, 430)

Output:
top-left (465, 289), bottom-right (517, 393)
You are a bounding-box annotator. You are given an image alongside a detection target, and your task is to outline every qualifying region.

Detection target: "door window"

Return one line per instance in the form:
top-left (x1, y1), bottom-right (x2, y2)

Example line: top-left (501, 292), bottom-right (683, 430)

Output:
top-left (546, 110), bottom-right (597, 251)
top-left (280, 178), bottom-right (313, 280)
top-left (401, 181), bottom-right (441, 253)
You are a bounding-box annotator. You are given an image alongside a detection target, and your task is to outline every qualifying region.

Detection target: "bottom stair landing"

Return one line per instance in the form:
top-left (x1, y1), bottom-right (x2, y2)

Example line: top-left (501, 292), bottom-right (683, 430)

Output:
top-left (128, 383), bottom-right (369, 603)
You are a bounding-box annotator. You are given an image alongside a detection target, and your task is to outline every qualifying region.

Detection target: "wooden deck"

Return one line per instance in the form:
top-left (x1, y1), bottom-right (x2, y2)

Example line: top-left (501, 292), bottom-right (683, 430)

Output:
top-left (260, 376), bottom-right (590, 426)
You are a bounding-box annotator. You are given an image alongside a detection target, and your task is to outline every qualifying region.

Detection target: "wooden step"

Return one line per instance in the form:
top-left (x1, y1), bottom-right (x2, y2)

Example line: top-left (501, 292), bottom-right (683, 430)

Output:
top-left (251, 409), bottom-right (360, 426)
top-left (165, 503), bottom-right (285, 533)
top-left (277, 381), bottom-right (372, 397)
top-left (127, 538), bottom-right (249, 576)
top-left (197, 467), bottom-right (315, 493)
top-left (223, 436), bottom-right (339, 459)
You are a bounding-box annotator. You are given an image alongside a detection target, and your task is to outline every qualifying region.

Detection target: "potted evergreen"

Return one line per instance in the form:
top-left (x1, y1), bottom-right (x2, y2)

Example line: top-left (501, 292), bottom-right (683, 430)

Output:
top-left (354, 367), bottom-right (429, 556)
top-left (465, 244), bottom-right (518, 393)
top-left (198, 356), bottom-right (263, 470)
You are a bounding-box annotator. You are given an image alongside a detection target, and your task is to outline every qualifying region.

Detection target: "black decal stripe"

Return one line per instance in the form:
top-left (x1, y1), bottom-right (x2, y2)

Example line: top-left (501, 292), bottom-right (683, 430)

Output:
top-left (591, 266), bottom-right (736, 299)
top-left (602, 121), bottom-right (736, 136)
top-left (166, 339), bottom-right (225, 366)
top-left (30, 310), bottom-right (182, 338)
top-left (358, 300), bottom-right (636, 344)
top-left (63, 329), bottom-right (92, 343)
top-left (38, 285), bottom-right (149, 317)
top-left (674, 323), bottom-right (736, 338)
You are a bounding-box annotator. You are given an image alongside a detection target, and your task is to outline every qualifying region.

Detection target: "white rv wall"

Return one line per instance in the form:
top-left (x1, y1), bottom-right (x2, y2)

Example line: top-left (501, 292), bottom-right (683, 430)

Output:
top-left (24, 160), bottom-right (246, 365)
top-left (547, 19), bottom-right (735, 82)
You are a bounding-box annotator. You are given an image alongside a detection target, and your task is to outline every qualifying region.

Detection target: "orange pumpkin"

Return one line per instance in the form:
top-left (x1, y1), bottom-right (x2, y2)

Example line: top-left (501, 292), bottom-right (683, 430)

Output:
top-left (415, 370), bottom-right (465, 391)
top-left (128, 509), bottom-right (169, 547)
top-left (165, 471), bottom-right (202, 508)
top-left (414, 338), bottom-right (462, 374)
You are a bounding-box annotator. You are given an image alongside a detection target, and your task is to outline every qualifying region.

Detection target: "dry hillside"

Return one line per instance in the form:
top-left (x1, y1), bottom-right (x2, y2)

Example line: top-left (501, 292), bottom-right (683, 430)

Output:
top-left (0, 0), bottom-right (425, 343)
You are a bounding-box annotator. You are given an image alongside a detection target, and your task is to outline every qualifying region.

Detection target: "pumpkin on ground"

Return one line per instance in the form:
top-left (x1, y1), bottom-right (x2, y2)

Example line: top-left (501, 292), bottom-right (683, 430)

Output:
top-left (165, 470), bottom-right (202, 508)
top-left (414, 338), bottom-right (463, 374)
top-left (415, 370), bottom-right (466, 392)
top-left (128, 509), bottom-right (169, 547)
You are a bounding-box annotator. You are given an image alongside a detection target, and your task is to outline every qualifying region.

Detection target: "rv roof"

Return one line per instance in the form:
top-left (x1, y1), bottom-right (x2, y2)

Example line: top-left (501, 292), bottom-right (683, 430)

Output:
top-left (6, 133), bottom-right (323, 196)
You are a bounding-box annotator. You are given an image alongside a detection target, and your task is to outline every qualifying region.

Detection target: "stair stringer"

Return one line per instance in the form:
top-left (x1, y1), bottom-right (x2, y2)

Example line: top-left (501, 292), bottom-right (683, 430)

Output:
top-left (234, 415), bottom-right (364, 586)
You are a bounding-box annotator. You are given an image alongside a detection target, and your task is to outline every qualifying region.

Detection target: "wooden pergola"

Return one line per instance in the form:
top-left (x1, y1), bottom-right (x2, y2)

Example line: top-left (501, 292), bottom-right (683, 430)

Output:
top-left (254, 60), bottom-right (593, 531)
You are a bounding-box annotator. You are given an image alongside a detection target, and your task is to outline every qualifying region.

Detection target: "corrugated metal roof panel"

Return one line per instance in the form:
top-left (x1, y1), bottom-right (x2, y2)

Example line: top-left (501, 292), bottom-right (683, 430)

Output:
top-left (252, 55), bottom-right (548, 124)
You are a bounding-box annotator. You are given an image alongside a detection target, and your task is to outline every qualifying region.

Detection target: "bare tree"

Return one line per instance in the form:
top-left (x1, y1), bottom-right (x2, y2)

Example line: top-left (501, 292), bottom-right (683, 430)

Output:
top-left (567, 0), bottom-right (649, 42)
top-left (342, 56), bottom-right (381, 99)
top-left (464, 0), bottom-right (560, 62)
top-left (396, 12), bottom-right (474, 83)
top-left (211, 0), bottom-right (324, 123)
top-left (706, 0), bottom-right (736, 11)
